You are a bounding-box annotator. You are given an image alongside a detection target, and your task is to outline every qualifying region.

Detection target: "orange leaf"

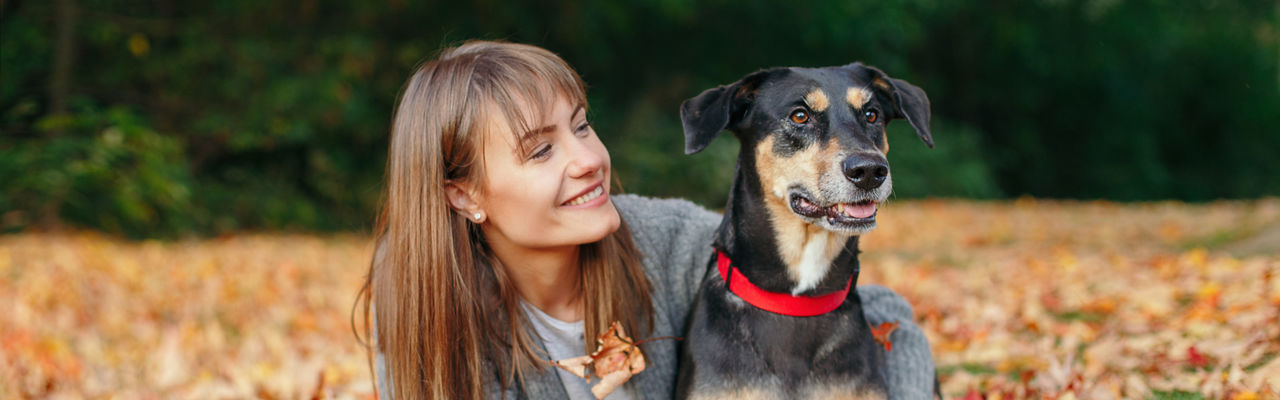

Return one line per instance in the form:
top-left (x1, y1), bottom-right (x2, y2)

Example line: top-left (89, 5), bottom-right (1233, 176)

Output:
top-left (551, 321), bottom-right (648, 399)
top-left (591, 369), bottom-right (634, 399)
top-left (552, 355), bottom-right (593, 379)
top-left (870, 321), bottom-right (898, 352)
top-left (310, 370), bottom-right (326, 400)
top-left (590, 322), bottom-right (640, 377)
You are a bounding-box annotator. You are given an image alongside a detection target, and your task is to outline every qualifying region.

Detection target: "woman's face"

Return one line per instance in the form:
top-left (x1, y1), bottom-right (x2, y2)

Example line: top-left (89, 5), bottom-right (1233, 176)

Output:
top-left (468, 95), bottom-right (619, 251)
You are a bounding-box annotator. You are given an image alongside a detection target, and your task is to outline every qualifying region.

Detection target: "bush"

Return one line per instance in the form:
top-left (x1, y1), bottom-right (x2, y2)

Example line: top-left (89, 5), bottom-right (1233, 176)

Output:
top-left (1, 105), bottom-right (195, 237)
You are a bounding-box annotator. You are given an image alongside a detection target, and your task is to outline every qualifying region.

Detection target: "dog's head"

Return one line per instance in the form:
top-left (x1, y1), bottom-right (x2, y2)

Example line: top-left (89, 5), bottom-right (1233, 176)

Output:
top-left (681, 63), bottom-right (932, 236)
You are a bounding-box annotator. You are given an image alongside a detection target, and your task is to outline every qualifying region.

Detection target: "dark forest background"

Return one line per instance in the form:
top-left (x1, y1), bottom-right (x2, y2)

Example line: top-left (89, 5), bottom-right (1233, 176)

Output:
top-left (2, 0), bottom-right (1278, 237)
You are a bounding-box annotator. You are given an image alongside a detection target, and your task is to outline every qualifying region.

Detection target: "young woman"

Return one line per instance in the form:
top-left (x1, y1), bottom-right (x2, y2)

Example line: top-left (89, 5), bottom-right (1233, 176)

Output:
top-left (356, 40), bottom-right (936, 400)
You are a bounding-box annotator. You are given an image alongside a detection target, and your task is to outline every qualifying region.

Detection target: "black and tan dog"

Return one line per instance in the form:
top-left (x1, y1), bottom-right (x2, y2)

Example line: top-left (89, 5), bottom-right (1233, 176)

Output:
top-left (675, 63), bottom-right (934, 400)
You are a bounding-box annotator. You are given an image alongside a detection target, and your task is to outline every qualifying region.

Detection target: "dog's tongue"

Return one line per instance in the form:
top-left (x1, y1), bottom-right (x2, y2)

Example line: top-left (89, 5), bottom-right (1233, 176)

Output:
top-left (841, 202), bottom-right (877, 219)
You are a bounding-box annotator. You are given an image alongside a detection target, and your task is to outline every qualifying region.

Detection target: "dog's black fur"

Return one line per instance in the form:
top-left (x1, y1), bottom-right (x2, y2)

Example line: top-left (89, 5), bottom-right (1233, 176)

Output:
top-left (675, 63), bottom-right (933, 400)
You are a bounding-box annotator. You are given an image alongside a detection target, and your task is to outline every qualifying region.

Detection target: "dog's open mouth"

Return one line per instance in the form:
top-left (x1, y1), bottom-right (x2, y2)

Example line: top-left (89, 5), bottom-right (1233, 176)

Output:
top-left (789, 194), bottom-right (877, 227)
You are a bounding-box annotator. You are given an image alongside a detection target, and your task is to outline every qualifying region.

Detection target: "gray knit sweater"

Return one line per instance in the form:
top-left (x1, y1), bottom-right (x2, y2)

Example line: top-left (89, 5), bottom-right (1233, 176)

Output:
top-left (376, 194), bottom-right (935, 399)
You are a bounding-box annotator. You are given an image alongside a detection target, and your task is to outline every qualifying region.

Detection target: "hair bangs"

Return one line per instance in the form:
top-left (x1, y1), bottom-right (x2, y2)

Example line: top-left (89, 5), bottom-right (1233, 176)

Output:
top-left (472, 47), bottom-right (588, 158)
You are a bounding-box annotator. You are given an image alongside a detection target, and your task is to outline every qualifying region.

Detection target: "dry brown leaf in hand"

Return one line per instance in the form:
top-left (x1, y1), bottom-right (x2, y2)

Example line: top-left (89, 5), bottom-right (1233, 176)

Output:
top-left (551, 355), bottom-right (593, 379)
top-left (591, 368), bottom-right (636, 400)
top-left (870, 321), bottom-right (899, 352)
top-left (551, 321), bottom-right (649, 399)
top-left (591, 322), bottom-right (646, 377)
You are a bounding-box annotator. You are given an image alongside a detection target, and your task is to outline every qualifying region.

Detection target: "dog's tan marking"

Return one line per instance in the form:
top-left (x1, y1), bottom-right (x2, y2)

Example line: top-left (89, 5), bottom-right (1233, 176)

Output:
top-left (689, 386), bottom-right (782, 400)
top-left (755, 136), bottom-right (853, 293)
top-left (846, 87), bottom-right (872, 110)
top-left (755, 135), bottom-right (818, 266)
top-left (846, 86), bottom-right (887, 153)
top-left (805, 88), bottom-right (830, 112)
top-left (805, 384), bottom-right (888, 400)
top-left (872, 77), bottom-right (891, 90)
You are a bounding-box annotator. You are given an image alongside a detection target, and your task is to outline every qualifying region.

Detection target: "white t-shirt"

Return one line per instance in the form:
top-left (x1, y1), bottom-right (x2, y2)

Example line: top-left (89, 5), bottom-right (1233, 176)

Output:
top-left (522, 302), bottom-right (633, 400)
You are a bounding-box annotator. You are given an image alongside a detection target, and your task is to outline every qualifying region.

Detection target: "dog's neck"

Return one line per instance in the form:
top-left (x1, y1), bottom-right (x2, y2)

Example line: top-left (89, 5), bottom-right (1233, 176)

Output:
top-left (713, 159), bottom-right (861, 297)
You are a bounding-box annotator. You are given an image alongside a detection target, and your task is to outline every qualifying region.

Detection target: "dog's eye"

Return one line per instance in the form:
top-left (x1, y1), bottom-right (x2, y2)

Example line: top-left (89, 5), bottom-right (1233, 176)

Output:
top-left (789, 109), bottom-right (809, 124)
top-left (864, 110), bottom-right (879, 124)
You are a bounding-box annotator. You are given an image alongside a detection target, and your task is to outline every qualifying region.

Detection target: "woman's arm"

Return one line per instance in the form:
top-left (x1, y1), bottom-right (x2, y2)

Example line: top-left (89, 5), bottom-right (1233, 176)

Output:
top-left (860, 285), bottom-right (937, 399)
top-left (613, 194), bottom-right (720, 316)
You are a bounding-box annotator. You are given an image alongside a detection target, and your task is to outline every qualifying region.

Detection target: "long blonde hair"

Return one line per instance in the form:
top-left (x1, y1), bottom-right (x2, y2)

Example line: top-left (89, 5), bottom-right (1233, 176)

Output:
top-left (354, 41), bottom-right (654, 400)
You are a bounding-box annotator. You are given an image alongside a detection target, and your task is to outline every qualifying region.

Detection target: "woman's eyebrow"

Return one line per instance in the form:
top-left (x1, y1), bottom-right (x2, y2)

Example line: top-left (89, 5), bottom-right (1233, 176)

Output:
top-left (522, 125), bottom-right (557, 141)
top-left (515, 124), bottom-right (556, 158)
top-left (520, 105), bottom-right (587, 141)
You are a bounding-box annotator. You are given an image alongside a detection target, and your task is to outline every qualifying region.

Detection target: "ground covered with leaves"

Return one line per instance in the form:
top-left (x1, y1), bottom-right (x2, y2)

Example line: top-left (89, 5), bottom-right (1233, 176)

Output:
top-left (3, 199), bottom-right (1278, 399)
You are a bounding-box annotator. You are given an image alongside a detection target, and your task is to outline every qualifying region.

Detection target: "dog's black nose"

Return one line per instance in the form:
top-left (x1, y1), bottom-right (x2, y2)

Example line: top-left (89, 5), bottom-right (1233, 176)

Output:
top-left (842, 156), bottom-right (889, 190)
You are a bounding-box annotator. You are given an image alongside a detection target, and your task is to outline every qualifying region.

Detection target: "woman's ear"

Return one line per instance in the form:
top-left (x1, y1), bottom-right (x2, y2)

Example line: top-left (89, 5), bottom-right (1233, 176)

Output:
top-left (444, 181), bottom-right (484, 222)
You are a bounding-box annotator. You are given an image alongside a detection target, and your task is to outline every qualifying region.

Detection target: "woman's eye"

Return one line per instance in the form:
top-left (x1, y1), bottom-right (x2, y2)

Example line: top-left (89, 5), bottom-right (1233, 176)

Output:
top-left (789, 109), bottom-right (809, 124)
top-left (529, 144), bottom-right (552, 160)
top-left (864, 109), bottom-right (879, 124)
top-left (575, 122), bottom-right (591, 136)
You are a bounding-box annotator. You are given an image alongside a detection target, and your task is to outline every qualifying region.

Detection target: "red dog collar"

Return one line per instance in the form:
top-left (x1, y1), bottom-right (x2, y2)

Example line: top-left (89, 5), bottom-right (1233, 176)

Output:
top-left (715, 249), bottom-right (852, 317)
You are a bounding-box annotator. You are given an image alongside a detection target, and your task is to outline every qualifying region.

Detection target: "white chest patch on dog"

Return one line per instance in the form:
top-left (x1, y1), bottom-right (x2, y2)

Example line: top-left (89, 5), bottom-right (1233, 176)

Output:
top-left (791, 230), bottom-right (832, 295)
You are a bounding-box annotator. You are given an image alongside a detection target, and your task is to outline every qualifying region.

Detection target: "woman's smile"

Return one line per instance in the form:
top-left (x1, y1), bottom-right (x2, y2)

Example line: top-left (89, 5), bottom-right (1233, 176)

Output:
top-left (562, 184), bottom-right (608, 208)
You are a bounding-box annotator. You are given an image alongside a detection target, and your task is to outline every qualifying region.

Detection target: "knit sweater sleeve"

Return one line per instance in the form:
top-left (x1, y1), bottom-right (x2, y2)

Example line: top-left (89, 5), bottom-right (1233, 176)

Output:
top-left (860, 285), bottom-right (937, 399)
top-left (612, 194), bottom-right (721, 332)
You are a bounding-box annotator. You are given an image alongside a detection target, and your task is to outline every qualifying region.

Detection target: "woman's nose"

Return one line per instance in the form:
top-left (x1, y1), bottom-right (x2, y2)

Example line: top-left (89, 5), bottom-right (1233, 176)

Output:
top-left (565, 138), bottom-right (606, 179)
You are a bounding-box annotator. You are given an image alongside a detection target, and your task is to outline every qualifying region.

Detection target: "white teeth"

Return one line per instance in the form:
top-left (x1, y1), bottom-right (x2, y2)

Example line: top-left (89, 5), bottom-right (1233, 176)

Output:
top-left (566, 186), bottom-right (603, 206)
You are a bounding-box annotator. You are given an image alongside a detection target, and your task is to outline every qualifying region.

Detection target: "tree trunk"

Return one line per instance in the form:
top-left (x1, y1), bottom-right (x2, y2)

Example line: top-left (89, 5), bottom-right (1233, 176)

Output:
top-left (49, 0), bottom-right (77, 136)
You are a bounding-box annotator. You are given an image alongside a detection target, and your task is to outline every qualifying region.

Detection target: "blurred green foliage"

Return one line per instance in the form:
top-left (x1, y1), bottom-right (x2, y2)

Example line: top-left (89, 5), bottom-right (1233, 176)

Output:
top-left (1, 0), bottom-right (1277, 236)
top-left (2, 105), bottom-right (194, 236)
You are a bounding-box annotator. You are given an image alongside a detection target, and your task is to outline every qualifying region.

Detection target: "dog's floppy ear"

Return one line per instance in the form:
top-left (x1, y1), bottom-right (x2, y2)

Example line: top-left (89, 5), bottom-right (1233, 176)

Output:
top-left (680, 70), bottom-right (774, 154)
top-left (844, 63), bottom-right (934, 148)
